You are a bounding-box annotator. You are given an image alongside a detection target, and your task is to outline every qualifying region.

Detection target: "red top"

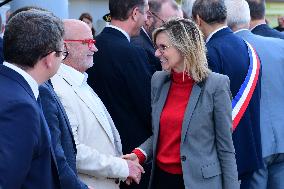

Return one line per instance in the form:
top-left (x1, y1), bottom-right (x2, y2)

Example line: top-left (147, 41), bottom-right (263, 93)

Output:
top-left (132, 71), bottom-right (194, 174)
top-left (156, 71), bottom-right (194, 174)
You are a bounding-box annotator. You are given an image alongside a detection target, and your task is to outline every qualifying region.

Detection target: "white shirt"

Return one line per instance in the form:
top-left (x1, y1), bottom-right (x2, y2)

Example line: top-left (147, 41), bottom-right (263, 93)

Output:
top-left (3, 62), bottom-right (39, 99)
top-left (234, 28), bottom-right (250, 34)
top-left (206, 26), bottom-right (228, 43)
top-left (107, 24), bottom-right (130, 42)
top-left (250, 23), bottom-right (266, 31)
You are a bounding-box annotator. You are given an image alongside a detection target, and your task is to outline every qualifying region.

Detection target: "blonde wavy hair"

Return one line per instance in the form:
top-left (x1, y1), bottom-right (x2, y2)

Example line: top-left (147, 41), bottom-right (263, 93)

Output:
top-left (153, 17), bottom-right (210, 82)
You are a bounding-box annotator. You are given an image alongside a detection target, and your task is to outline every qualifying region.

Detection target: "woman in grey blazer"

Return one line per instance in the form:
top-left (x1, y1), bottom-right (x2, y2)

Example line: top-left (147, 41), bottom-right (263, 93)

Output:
top-left (123, 18), bottom-right (239, 189)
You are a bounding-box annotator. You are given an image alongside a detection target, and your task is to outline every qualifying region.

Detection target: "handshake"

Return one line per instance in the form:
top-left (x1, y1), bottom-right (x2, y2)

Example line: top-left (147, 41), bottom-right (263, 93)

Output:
top-left (122, 153), bottom-right (144, 185)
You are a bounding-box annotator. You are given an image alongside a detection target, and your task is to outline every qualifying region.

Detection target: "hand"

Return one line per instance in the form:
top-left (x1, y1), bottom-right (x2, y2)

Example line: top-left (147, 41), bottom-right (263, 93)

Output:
top-left (122, 153), bottom-right (139, 164)
top-left (126, 159), bottom-right (145, 185)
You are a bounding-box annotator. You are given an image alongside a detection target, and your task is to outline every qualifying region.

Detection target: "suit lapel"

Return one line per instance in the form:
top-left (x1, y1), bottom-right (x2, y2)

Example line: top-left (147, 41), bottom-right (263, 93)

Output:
top-left (59, 74), bottom-right (116, 147)
top-left (45, 82), bottom-right (77, 153)
top-left (141, 29), bottom-right (154, 49)
top-left (181, 83), bottom-right (202, 143)
top-left (153, 81), bottom-right (171, 149)
top-left (75, 85), bottom-right (115, 146)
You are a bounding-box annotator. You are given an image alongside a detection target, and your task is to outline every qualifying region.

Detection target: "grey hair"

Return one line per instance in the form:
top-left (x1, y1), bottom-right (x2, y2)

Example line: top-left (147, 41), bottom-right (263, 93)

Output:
top-left (181, 0), bottom-right (196, 18)
top-left (225, 0), bottom-right (250, 29)
top-left (153, 18), bottom-right (210, 82)
top-left (4, 10), bottom-right (64, 69)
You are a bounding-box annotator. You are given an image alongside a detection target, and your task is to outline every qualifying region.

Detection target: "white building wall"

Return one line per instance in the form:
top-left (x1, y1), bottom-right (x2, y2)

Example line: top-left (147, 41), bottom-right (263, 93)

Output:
top-left (68, 0), bottom-right (109, 36)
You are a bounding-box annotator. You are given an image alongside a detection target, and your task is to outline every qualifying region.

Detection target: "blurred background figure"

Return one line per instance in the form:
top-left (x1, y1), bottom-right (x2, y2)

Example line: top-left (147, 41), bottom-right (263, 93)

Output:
top-left (274, 15), bottom-right (284, 32)
top-left (247, 0), bottom-right (284, 39)
top-left (131, 0), bottom-right (183, 75)
top-left (79, 12), bottom-right (96, 37)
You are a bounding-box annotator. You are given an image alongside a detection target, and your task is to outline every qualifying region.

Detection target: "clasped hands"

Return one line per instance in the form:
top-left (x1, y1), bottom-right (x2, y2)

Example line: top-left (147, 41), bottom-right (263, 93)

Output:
top-left (122, 153), bottom-right (144, 185)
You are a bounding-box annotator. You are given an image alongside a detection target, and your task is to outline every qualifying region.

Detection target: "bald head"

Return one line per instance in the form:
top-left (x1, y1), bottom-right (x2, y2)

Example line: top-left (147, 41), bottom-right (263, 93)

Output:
top-left (63, 19), bottom-right (97, 73)
top-left (63, 19), bottom-right (91, 40)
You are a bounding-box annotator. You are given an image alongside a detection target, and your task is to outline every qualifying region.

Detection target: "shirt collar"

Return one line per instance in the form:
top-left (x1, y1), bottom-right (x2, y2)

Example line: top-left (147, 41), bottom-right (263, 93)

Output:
top-left (250, 23), bottom-right (265, 31)
top-left (57, 63), bottom-right (88, 86)
top-left (234, 28), bottom-right (250, 34)
top-left (206, 26), bottom-right (228, 43)
top-left (3, 61), bottom-right (39, 99)
top-left (107, 24), bottom-right (131, 42)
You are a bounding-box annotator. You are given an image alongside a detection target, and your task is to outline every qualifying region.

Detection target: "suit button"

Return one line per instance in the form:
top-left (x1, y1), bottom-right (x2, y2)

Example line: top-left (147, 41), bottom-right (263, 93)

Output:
top-left (115, 179), bottom-right (119, 184)
top-left (181, 155), bottom-right (186, 161)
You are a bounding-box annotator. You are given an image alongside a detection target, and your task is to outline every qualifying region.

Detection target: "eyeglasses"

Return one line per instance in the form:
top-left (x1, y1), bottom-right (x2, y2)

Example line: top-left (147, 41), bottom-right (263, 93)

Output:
top-left (42, 50), bottom-right (69, 60)
top-left (64, 39), bottom-right (96, 50)
top-left (155, 44), bottom-right (173, 52)
top-left (148, 11), bottom-right (165, 24)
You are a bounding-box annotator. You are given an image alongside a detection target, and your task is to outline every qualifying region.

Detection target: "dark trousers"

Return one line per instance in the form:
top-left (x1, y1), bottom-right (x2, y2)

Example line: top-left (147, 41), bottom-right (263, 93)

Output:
top-left (152, 166), bottom-right (185, 189)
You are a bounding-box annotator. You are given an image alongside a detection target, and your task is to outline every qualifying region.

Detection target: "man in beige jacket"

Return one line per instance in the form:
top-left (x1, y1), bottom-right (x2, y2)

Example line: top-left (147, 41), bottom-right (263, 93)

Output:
top-left (51, 19), bottom-right (144, 189)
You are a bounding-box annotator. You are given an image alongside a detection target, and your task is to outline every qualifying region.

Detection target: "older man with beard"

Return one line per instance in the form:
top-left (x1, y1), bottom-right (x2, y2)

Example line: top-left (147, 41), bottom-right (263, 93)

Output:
top-left (51, 19), bottom-right (144, 189)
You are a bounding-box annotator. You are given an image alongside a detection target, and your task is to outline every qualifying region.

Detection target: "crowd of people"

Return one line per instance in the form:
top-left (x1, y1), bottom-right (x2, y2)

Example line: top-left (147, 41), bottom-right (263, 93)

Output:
top-left (0, 0), bottom-right (283, 189)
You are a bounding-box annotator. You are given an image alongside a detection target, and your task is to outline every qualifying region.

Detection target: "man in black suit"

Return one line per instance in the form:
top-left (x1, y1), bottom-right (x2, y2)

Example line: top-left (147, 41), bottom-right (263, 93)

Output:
top-left (246, 0), bottom-right (284, 39)
top-left (192, 0), bottom-right (262, 188)
top-left (131, 0), bottom-right (183, 74)
top-left (87, 0), bottom-right (151, 188)
top-left (0, 10), bottom-right (64, 189)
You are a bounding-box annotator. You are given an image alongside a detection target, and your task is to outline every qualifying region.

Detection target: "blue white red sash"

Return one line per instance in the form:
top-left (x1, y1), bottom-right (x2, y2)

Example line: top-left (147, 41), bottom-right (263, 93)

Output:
top-left (232, 41), bottom-right (260, 131)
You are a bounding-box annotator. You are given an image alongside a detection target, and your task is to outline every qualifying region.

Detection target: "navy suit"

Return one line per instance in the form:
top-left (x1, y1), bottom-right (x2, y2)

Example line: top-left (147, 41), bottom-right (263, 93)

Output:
top-left (88, 27), bottom-right (152, 189)
top-left (131, 28), bottom-right (162, 74)
top-left (0, 37), bottom-right (3, 64)
top-left (206, 28), bottom-right (262, 181)
top-left (0, 65), bottom-right (60, 189)
top-left (252, 24), bottom-right (284, 40)
top-left (39, 81), bottom-right (88, 189)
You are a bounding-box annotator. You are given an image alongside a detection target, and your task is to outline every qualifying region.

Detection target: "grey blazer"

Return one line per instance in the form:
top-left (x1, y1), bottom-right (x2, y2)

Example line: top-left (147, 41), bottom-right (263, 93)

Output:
top-left (140, 71), bottom-right (239, 189)
top-left (236, 29), bottom-right (284, 158)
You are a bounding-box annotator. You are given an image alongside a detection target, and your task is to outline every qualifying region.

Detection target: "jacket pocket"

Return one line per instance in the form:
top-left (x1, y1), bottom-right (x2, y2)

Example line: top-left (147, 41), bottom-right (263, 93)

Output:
top-left (201, 162), bottom-right (222, 179)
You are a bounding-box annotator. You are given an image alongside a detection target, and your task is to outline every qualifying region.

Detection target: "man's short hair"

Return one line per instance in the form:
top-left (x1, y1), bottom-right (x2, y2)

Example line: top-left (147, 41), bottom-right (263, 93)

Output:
top-left (4, 10), bottom-right (64, 69)
top-left (109, 0), bottom-right (146, 21)
top-left (192, 0), bottom-right (227, 24)
top-left (7, 6), bottom-right (48, 22)
top-left (149, 0), bottom-right (179, 14)
top-left (246, 0), bottom-right (265, 20)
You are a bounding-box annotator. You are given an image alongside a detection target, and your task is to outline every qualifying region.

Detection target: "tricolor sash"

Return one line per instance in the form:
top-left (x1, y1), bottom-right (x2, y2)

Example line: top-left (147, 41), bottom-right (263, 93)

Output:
top-left (232, 41), bottom-right (260, 131)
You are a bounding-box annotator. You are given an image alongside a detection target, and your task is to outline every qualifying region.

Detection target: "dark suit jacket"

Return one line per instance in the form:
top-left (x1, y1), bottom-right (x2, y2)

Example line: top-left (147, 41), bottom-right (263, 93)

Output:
top-left (88, 27), bottom-right (152, 189)
top-left (39, 81), bottom-right (88, 189)
top-left (131, 29), bottom-right (161, 74)
top-left (252, 24), bottom-right (284, 40)
top-left (0, 37), bottom-right (3, 64)
top-left (0, 65), bottom-right (60, 189)
top-left (206, 27), bottom-right (263, 179)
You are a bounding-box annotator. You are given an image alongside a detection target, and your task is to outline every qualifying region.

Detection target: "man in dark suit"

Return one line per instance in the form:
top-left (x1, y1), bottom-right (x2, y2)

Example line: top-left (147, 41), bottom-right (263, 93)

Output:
top-left (0, 10), bottom-right (64, 189)
top-left (131, 0), bottom-right (183, 74)
top-left (226, 0), bottom-right (284, 188)
top-left (39, 81), bottom-right (89, 189)
top-left (87, 0), bottom-right (151, 188)
top-left (246, 0), bottom-right (284, 40)
top-left (0, 15), bottom-right (4, 64)
top-left (192, 0), bottom-right (262, 188)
